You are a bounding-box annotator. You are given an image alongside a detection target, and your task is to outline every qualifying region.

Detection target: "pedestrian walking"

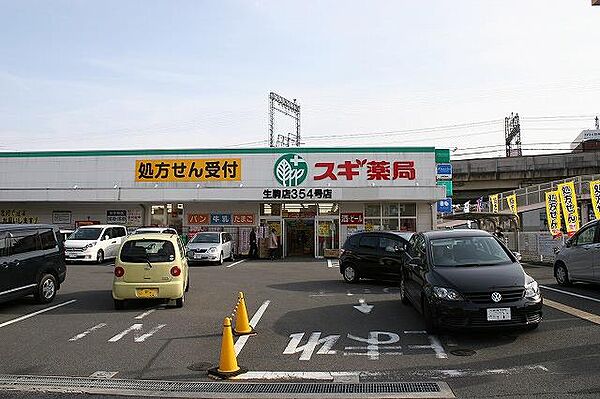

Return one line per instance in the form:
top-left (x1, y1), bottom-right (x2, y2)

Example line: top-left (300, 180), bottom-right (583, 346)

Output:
top-left (249, 227), bottom-right (258, 259)
top-left (268, 228), bottom-right (278, 260)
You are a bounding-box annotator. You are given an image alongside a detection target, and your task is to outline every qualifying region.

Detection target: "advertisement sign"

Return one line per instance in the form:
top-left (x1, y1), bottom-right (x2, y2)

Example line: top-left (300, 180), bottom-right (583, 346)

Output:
top-left (436, 180), bottom-right (453, 196)
top-left (263, 188), bottom-right (333, 200)
top-left (545, 191), bottom-right (562, 237)
top-left (75, 220), bottom-right (100, 228)
top-left (590, 180), bottom-right (600, 220)
top-left (52, 211), bottom-right (72, 225)
top-left (489, 194), bottom-right (499, 213)
top-left (557, 181), bottom-right (580, 235)
top-left (127, 209), bottom-right (142, 226)
top-left (0, 209), bottom-right (39, 224)
top-left (188, 214), bottom-right (209, 225)
top-left (436, 163), bottom-right (452, 180)
top-left (506, 194), bottom-right (518, 215)
top-left (340, 213), bottom-right (364, 225)
top-left (210, 214), bottom-right (232, 225)
top-left (135, 158), bottom-right (241, 182)
top-left (107, 210), bottom-right (128, 224)
top-left (437, 198), bottom-right (452, 213)
top-left (233, 214), bottom-right (255, 225)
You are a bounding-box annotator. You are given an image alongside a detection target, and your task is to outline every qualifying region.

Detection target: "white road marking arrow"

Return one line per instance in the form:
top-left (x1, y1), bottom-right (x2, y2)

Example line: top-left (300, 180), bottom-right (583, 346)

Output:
top-left (353, 298), bottom-right (374, 314)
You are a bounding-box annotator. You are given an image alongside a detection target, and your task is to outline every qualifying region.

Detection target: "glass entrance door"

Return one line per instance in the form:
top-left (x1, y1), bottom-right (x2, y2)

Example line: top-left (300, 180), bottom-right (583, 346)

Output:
top-left (317, 219), bottom-right (339, 257)
top-left (285, 219), bottom-right (315, 257)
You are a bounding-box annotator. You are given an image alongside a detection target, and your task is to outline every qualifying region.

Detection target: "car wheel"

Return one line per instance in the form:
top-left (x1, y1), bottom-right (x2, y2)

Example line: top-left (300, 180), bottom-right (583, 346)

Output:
top-left (342, 265), bottom-right (359, 283)
top-left (400, 278), bottom-right (410, 305)
top-left (525, 323), bottom-right (540, 331)
top-left (34, 274), bottom-right (57, 304)
top-left (114, 299), bottom-right (125, 310)
top-left (97, 250), bottom-right (104, 264)
top-left (423, 298), bottom-right (439, 334)
top-left (555, 263), bottom-right (571, 286)
top-left (175, 294), bottom-right (185, 308)
top-left (185, 276), bottom-right (190, 292)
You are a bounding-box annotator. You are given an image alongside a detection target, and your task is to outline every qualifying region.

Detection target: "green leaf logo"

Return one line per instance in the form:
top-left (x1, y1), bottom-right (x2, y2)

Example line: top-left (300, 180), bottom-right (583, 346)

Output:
top-left (274, 154), bottom-right (308, 187)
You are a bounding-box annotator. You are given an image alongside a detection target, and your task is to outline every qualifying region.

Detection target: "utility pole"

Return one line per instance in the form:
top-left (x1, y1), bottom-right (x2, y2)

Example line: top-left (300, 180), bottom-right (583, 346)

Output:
top-left (595, 116), bottom-right (599, 130)
top-left (268, 92), bottom-right (301, 147)
top-left (505, 112), bottom-right (522, 157)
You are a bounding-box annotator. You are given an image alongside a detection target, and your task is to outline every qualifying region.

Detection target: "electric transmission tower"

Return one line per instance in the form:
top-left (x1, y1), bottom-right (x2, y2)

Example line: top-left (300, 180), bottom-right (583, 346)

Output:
top-left (505, 112), bottom-right (522, 157)
top-left (268, 92), bottom-right (301, 147)
top-left (595, 116), bottom-right (599, 130)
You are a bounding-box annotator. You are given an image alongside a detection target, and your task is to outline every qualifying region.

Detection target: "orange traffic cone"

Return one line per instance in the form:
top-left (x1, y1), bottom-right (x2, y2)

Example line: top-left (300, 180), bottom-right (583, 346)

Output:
top-left (233, 292), bottom-right (256, 336)
top-left (208, 317), bottom-right (247, 379)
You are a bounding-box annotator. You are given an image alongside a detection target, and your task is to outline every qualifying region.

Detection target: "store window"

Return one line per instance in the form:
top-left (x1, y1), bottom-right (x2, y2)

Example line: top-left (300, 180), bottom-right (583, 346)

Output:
top-left (318, 203), bottom-right (339, 216)
top-left (382, 218), bottom-right (399, 231)
top-left (281, 203), bottom-right (317, 218)
top-left (383, 203), bottom-right (398, 217)
top-left (399, 203), bottom-right (416, 217)
top-left (365, 203), bottom-right (381, 217)
top-left (260, 203), bottom-right (281, 217)
top-left (364, 202), bottom-right (417, 232)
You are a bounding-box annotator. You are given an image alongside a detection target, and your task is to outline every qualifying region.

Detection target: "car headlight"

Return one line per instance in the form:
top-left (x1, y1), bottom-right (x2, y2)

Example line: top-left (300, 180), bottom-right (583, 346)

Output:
top-left (525, 279), bottom-right (540, 298)
top-left (208, 247), bottom-right (217, 253)
top-left (433, 286), bottom-right (463, 301)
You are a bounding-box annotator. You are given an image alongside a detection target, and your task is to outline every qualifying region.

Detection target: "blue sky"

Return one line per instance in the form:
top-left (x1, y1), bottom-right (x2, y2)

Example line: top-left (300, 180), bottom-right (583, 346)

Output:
top-left (1, 0), bottom-right (600, 156)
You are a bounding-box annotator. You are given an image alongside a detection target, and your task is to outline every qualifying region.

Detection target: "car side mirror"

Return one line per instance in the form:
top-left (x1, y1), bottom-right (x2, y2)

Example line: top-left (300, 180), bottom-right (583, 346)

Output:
top-left (512, 251), bottom-right (522, 262)
top-left (564, 239), bottom-right (572, 248)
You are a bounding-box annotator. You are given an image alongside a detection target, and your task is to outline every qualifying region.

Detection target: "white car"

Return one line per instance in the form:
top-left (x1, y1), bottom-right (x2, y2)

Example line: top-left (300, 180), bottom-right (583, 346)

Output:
top-left (186, 232), bottom-right (234, 265)
top-left (132, 227), bottom-right (178, 235)
top-left (64, 225), bottom-right (127, 263)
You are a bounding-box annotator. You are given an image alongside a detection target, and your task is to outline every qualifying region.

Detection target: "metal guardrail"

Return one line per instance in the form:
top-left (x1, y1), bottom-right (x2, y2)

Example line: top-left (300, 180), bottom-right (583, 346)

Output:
top-left (496, 173), bottom-right (600, 212)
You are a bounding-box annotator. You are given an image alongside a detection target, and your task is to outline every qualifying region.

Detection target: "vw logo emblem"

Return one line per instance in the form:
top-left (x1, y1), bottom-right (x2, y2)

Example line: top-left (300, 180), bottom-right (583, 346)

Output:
top-left (491, 292), bottom-right (502, 303)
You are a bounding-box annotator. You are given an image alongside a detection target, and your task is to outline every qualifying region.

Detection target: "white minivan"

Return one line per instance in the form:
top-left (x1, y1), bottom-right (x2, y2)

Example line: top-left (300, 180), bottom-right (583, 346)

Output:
top-left (64, 225), bottom-right (127, 263)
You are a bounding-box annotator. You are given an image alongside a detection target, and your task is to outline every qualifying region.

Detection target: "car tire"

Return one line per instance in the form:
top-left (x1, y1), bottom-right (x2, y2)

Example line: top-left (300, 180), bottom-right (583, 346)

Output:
top-left (423, 298), bottom-right (439, 334)
top-left (185, 276), bottom-right (190, 292)
top-left (97, 250), bottom-right (104, 264)
top-left (34, 274), bottom-right (57, 304)
top-left (525, 323), bottom-right (540, 331)
top-left (342, 265), bottom-right (359, 283)
top-left (555, 263), bottom-right (571, 286)
top-left (175, 294), bottom-right (185, 308)
top-left (400, 278), bottom-right (410, 305)
top-left (114, 299), bottom-right (125, 310)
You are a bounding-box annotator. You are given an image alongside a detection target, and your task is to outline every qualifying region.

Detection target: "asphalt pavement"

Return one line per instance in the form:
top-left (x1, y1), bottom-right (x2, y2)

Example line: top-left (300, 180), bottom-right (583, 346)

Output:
top-left (0, 259), bottom-right (599, 398)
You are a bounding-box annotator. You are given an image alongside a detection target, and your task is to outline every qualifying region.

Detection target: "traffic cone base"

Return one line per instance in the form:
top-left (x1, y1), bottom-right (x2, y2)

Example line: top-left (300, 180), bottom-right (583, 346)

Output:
top-left (233, 292), bottom-right (256, 336)
top-left (233, 327), bottom-right (257, 337)
top-left (207, 366), bottom-right (248, 379)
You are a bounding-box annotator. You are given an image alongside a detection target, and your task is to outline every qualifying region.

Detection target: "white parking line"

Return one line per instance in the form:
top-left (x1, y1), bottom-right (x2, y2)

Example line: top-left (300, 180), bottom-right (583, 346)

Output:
top-left (540, 285), bottom-right (600, 303)
top-left (427, 335), bottom-right (448, 359)
top-left (0, 300), bottom-right (77, 329)
top-left (543, 299), bottom-right (600, 325)
top-left (89, 371), bottom-right (118, 379)
top-left (69, 323), bottom-right (107, 342)
top-left (234, 300), bottom-right (270, 356)
top-left (226, 259), bottom-right (246, 268)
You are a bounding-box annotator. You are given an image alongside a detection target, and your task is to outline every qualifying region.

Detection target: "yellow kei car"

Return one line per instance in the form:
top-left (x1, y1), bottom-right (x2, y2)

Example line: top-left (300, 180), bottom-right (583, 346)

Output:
top-left (112, 233), bottom-right (189, 309)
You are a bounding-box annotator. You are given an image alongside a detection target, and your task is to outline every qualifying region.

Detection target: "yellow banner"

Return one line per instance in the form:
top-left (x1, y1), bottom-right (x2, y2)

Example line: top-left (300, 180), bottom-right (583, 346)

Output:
top-left (135, 159), bottom-right (241, 182)
top-left (489, 194), bottom-right (499, 213)
top-left (557, 181), bottom-right (580, 234)
top-left (590, 180), bottom-right (600, 220)
top-left (506, 194), bottom-right (518, 215)
top-left (545, 191), bottom-right (562, 237)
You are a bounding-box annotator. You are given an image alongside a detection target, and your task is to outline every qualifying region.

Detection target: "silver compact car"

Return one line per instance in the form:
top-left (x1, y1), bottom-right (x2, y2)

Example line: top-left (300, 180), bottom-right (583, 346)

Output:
top-left (554, 220), bottom-right (600, 286)
top-left (186, 232), bottom-right (234, 265)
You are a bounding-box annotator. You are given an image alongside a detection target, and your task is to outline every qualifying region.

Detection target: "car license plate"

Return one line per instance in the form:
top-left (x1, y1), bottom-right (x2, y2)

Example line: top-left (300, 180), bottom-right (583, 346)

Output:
top-left (66, 253), bottom-right (77, 258)
top-left (194, 253), bottom-right (203, 259)
top-left (136, 288), bottom-right (158, 298)
top-left (487, 308), bottom-right (511, 321)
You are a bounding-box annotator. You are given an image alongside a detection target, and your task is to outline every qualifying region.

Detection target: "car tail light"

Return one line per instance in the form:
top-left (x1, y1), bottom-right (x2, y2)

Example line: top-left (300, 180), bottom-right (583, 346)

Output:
top-left (170, 266), bottom-right (181, 277)
top-left (114, 266), bottom-right (125, 277)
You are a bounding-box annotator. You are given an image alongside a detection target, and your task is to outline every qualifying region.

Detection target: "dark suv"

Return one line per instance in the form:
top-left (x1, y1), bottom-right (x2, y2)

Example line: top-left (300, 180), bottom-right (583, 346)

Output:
top-left (0, 224), bottom-right (67, 304)
top-left (339, 231), bottom-right (412, 283)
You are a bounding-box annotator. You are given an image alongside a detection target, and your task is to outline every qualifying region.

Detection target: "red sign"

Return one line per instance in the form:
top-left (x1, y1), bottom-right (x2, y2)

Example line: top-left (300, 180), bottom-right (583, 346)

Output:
top-left (313, 159), bottom-right (416, 181)
top-left (187, 214), bottom-right (209, 225)
top-left (75, 220), bottom-right (100, 228)
top-left (340, 213), bottom-right (364, 225)
top-left (233, 214), bottom-right (255, 225)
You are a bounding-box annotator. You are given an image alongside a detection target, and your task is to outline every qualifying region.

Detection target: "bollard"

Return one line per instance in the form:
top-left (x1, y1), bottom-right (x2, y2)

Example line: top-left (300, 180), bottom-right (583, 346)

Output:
top-left (208, 317), bottom-right (247, 379)
top-left (233, 292), bottom-right (257, 336)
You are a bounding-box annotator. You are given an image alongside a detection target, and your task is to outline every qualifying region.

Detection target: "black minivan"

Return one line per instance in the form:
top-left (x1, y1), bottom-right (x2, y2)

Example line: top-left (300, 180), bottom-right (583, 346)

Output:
top-left (339, 231), bottom-right (412, 283)
top-left (0, 224), bottom-right (66, 304)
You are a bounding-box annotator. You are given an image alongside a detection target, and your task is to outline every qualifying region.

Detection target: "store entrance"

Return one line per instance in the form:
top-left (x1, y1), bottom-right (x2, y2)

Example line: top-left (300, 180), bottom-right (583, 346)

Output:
top-left (285, 219), bottom-right (315, 257)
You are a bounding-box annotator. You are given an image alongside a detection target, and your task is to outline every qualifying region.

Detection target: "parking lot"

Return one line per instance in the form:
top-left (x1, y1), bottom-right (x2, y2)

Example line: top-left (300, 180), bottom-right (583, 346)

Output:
top-left (0, 259), bottom-right (599, 398)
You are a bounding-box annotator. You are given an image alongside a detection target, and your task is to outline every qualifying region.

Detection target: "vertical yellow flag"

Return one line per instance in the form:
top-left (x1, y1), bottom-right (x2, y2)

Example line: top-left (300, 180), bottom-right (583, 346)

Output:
top-left (489, 194), bottom-right (499, 213)
top-left (506, 194), bottom-right (518, 215)
top-left (590, 180), bottom-right (600, 220)
top-left (557, 181), bottom-right (580, 235)
top-left (545, 191), bottom-right (562, 237)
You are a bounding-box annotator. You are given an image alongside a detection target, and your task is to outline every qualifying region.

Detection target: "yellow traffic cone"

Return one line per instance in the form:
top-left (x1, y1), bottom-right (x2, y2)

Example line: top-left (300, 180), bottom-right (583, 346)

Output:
top-left (233, 292), bottom-right (256, 336)
top-left (208, 317), bottom-right (247, 379)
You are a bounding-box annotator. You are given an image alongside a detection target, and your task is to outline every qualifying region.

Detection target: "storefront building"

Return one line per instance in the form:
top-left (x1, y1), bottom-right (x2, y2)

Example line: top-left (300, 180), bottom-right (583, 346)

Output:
top-left (0, 147), bottom-right (448, 258)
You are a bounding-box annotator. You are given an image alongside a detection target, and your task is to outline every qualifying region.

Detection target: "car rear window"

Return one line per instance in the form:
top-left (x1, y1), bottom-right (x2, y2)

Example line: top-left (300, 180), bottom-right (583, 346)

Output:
top-left (120, 240), bottom-right (176, 263)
